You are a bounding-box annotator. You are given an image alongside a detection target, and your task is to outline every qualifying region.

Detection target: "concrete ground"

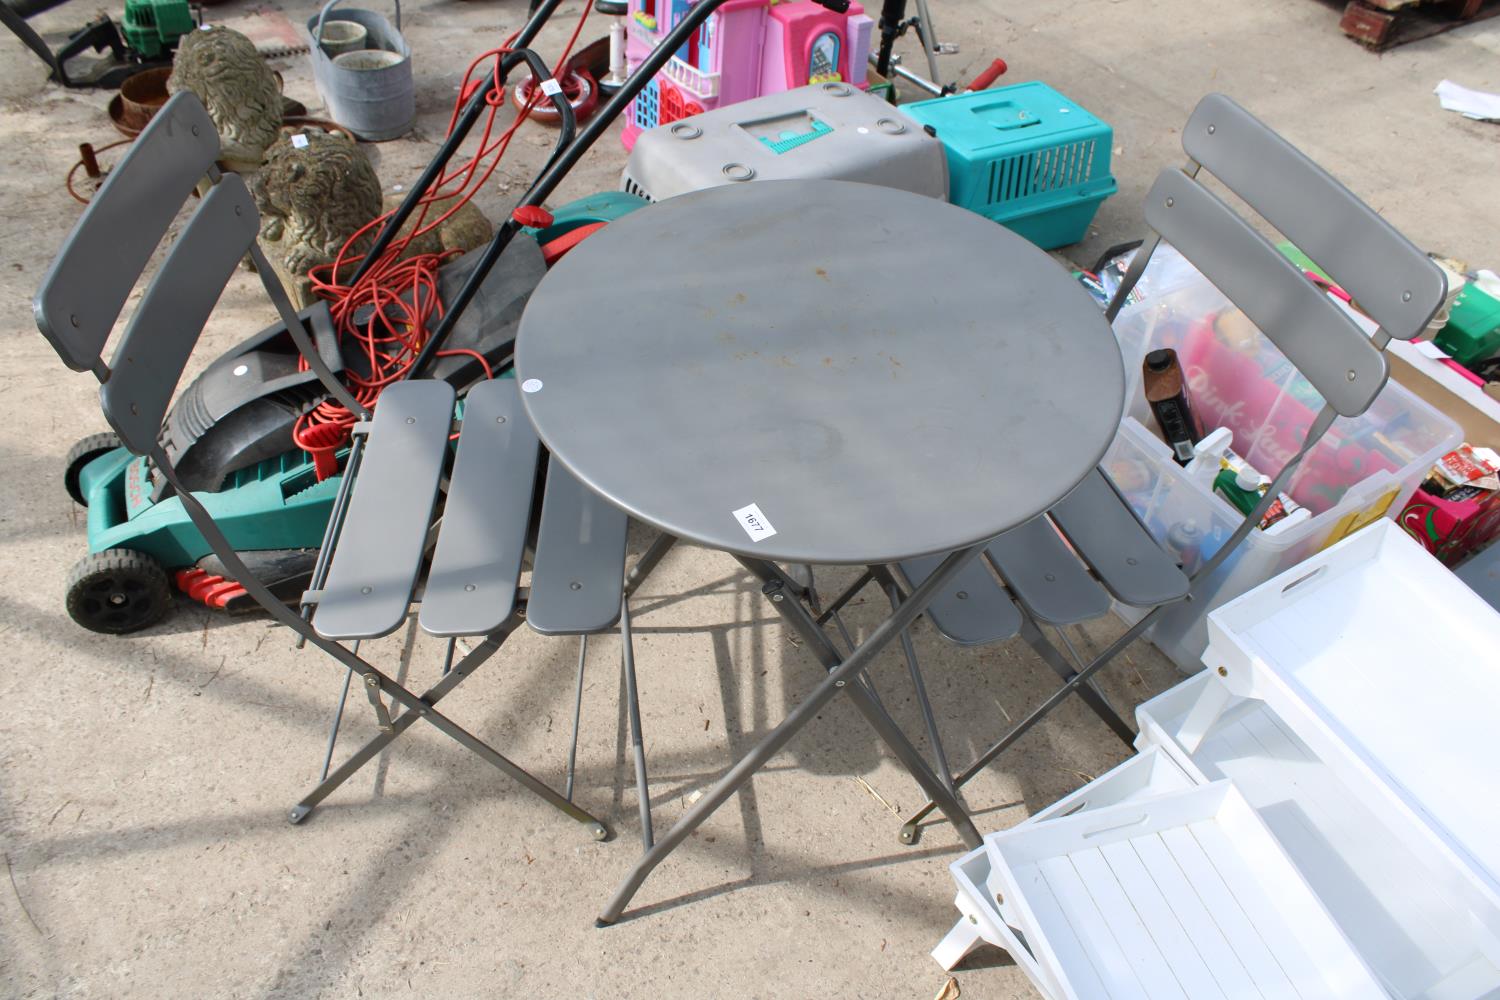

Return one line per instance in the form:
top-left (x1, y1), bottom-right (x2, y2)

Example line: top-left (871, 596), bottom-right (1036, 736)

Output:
top-left (1, 1), bottom-right (1496, 997)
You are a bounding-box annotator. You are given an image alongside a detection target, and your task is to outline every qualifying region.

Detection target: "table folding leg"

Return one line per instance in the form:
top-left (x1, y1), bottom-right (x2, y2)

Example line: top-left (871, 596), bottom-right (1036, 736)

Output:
top-left (595, 543), bottom-right (987, 925)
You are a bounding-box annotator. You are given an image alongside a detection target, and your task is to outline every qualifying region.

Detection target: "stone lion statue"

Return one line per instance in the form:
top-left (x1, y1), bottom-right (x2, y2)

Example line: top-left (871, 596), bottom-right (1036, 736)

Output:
top-left (252, 127), bottom-right (383, 307)
top-left (167, 26), bottom-right (283, 173)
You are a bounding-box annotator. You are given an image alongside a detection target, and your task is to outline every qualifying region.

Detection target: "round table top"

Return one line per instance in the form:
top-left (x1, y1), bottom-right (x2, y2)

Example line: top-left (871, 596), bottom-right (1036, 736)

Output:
top-left (516, 179), bottom-right (1125, 565)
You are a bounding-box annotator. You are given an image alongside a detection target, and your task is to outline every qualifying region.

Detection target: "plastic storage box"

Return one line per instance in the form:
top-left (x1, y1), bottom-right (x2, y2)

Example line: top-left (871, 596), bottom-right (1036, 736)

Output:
top-left (620, 82), bottom-right (948, 204)
top-left (1104, 253), bottom-right (1461, 670)
top-left (898, 81), bottom-right (1117, 249)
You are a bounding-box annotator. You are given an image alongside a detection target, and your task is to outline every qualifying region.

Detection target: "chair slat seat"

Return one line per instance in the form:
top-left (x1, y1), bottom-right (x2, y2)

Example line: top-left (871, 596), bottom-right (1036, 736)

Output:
top-left (527, 461), bottom-right (628, 636)
top-left (900, 552), bottom-right (1021, 647)
top-left (313, 381), bottom-right (455, 640)
top-left (987, 515), bottom-right (1110, 626)
top-left (1050, 469), bottom-right (1189, 607)
top-left (420, 379), bottom-right (540, 638)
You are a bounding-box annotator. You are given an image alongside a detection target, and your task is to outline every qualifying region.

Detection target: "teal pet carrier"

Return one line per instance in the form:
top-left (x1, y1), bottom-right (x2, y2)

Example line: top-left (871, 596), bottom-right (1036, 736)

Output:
top-left (902, 81), bottom-right (1117, 250)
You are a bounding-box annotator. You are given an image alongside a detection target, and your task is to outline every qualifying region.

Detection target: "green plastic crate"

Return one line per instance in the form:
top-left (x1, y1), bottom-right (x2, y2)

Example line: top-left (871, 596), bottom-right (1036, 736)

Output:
top-left (1435, 283), bottom-right (1500, 367)
top-left (900, 81), bottom-right (1117, 249)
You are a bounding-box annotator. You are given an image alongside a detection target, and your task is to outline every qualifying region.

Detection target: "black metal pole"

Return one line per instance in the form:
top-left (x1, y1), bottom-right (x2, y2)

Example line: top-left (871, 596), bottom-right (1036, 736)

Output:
top-left (521, 0), bottom-right (751, 209)
top-left (406, 0), bottom-right (852, 379)
top-left (407, 0), bottom-right (740, 379)
top-left (875, 0), bottom-right (907, 76)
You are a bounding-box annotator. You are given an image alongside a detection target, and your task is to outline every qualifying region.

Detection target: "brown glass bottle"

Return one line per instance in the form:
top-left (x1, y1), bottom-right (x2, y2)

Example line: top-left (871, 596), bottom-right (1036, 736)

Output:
top-left (1143, 348), bottom-right (1202, 465)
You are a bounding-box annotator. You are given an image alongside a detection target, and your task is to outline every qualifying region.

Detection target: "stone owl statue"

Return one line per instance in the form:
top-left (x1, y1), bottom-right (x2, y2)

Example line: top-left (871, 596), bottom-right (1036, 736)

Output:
top-left (252, 127), bottom-right (383, 308)
top-left (167, 27), bottom-right (283, 172)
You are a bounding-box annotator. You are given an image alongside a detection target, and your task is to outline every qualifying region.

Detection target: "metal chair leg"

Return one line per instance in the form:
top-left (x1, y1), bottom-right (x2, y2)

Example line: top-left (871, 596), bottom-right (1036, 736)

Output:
top-left (876, 575), bottom-right (955, 793)
top-left (620, 594), bottom-right (653, 849)
top-left (565, 635), bottom-right (589, 802)
top-left (320, 660), bottom-right (356, 782)
top-left (164, 459), bottom-right (604, 836)
top-left (290, 625), bottom-right (609, 839)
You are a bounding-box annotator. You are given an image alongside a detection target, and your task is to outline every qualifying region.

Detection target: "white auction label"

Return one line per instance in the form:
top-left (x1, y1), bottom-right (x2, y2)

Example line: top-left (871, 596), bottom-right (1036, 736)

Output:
top-left (521, 378), bottom-right (544, 393)
top-left (539, 78), bottom-right (563, 97)
top-left (732, 503), bottom-right (777, 543)
top-left (291, 133), bottom-right (309, 149)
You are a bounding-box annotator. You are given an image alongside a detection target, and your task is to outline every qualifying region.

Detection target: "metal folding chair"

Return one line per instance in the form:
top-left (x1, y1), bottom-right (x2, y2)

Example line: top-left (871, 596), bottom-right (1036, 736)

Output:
top-left (33, 92), bottom-right (644, 838)
top-left (888, 92), bottom-right (1448, 842)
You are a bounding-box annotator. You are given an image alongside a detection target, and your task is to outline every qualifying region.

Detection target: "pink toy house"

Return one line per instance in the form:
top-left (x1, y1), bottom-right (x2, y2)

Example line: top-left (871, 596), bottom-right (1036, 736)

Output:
top-left (620, 0), bottom-right (873, 150)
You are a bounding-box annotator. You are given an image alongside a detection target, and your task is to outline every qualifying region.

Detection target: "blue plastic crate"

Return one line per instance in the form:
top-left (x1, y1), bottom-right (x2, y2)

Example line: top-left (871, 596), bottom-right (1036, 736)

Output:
top-left (901, 81), bottom-right (1117, 249)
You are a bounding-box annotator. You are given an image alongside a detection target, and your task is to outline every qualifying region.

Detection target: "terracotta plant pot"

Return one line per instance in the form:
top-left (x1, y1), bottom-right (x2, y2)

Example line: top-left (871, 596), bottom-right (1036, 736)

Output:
top-left (117, 66), bottom-right (171, 130)
top-left (110, 70), bottom-right (298, 139)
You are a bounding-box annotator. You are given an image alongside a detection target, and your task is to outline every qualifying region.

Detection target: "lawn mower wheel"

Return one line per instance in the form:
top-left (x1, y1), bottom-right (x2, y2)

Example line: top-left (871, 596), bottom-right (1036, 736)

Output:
top-left (66, 548), bottom-right (172, 634)
top-left (64, 431), bottom-right (122, 507)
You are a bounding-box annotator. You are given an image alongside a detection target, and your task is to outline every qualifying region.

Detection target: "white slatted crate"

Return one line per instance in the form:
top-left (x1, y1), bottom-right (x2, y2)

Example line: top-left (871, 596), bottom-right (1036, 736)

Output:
top-left (1137, 674), bottom-right (1500, 999)
top-left (936, 747), bottom-right (1196, 996)
top-left (1204, 520), bottom-right (1500, 953)
top-left (985, 781), bottom-right (1387, 1000)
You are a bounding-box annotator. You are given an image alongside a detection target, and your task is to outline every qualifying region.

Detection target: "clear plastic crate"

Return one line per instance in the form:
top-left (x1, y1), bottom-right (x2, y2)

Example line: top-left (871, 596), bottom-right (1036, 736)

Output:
top-left (1103, 252), bottom-right (1461, 671)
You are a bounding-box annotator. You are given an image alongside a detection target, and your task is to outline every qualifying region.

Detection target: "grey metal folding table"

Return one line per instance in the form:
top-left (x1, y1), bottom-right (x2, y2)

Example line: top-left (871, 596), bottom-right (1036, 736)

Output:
top-left (516, 178), bottom-right (1126, 924)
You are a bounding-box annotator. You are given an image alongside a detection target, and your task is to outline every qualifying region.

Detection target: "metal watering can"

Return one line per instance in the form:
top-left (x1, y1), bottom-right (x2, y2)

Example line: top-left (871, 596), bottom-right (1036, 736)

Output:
top-left (307, 0), bottom-right (413, 140)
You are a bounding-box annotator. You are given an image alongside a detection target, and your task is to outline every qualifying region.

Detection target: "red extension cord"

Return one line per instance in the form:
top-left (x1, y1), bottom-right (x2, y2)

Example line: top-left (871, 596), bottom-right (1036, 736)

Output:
top-left (294, 4), bottom-right (593, 477)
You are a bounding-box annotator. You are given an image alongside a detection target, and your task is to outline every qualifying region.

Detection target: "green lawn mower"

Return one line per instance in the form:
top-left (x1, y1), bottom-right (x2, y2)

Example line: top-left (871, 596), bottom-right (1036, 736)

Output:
top-left (61, 192), bottom-right (647, 634)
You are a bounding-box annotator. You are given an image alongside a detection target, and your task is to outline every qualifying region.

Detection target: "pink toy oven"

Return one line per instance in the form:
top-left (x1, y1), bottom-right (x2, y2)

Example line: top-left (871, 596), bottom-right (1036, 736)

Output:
top-left (620, 0), bottom-right (872, 151)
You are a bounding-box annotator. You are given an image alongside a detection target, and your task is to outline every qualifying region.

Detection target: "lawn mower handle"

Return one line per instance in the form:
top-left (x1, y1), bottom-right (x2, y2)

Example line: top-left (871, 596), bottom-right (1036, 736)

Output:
top-left (409, 0), bottom-right (853, 380)
top-left (350, 0), bottom-right (575, 285)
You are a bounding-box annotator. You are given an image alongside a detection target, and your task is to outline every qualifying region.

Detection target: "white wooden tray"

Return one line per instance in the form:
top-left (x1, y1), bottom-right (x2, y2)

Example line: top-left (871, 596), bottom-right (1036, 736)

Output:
top-left (935, 747), bottom-right (1195, 997)
top-left (1205, 520), bottom-right (1500, 943)
top-left (1139, 673), bottom-right (1500, 999)
top-left (986, 781), bottom-right (1387, 1000)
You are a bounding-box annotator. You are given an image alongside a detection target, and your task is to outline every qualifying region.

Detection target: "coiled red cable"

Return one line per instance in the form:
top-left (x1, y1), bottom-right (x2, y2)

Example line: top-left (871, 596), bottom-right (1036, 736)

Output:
top-left (293, 5), bottom-right (593, 476)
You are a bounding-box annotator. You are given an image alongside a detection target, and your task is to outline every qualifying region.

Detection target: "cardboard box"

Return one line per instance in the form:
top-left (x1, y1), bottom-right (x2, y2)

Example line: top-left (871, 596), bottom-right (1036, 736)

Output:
top-left (1398, 485), bottom-right (1500, 566)
top-left (1387, 343), bottom-right (1500, 451)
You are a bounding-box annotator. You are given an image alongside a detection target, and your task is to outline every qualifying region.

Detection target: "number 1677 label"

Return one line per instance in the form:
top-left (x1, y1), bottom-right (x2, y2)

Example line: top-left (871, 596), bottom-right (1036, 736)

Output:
top-left (732, 503), bottom-right (777, 543)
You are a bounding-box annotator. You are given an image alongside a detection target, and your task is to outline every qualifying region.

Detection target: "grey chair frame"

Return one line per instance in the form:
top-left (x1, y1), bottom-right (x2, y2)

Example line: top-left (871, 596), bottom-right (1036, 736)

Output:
top-left (33, 92), bottom-right (642, 839)
top-left (887, 93), bottom-right (1447, 841)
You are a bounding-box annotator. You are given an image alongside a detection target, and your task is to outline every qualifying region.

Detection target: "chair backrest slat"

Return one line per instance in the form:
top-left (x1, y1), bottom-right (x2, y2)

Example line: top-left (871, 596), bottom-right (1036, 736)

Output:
top-left (1144, 167), bottom-right (1388, 418)
top-left (33, 93), bottom-right (221, 372)
top-left (1181, 94), bottom-right (1445, 341)
top-left (101, 175), bottom-right (260, 453)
